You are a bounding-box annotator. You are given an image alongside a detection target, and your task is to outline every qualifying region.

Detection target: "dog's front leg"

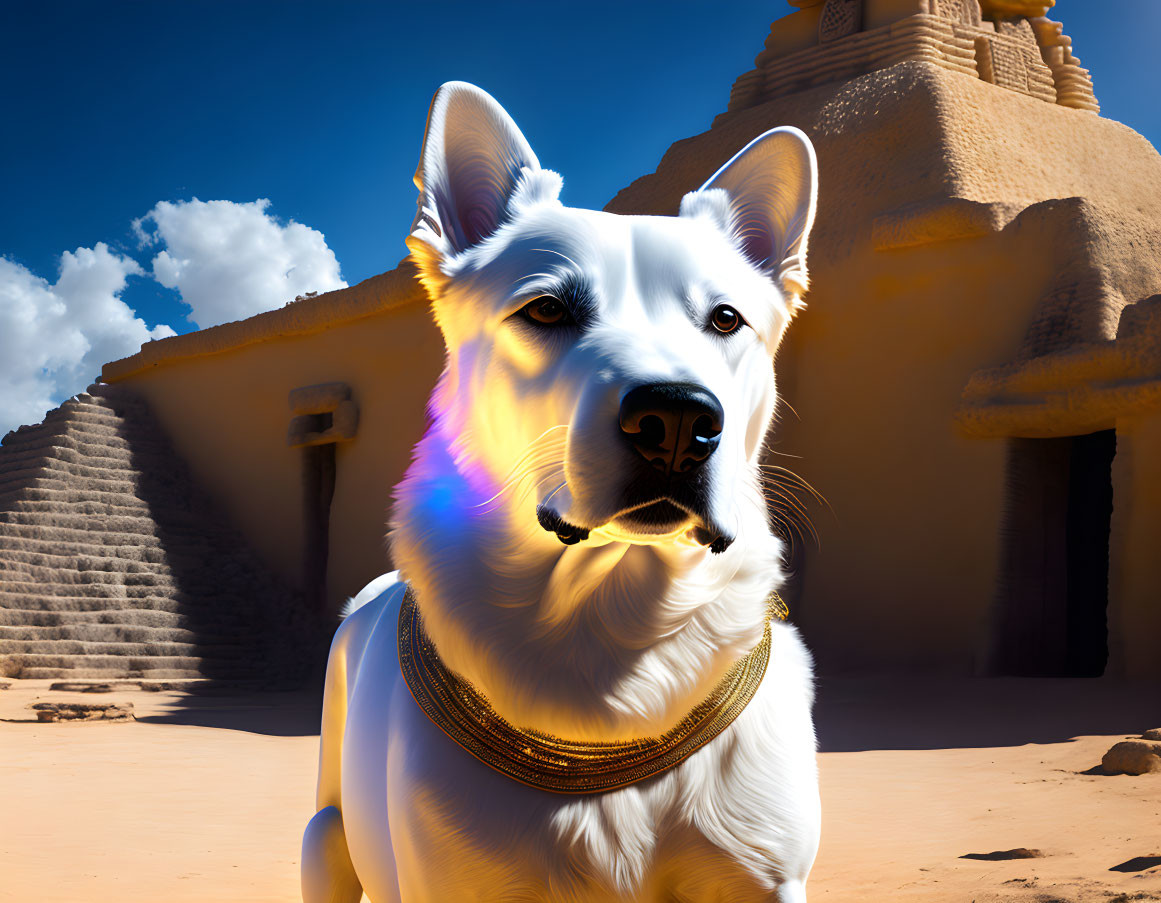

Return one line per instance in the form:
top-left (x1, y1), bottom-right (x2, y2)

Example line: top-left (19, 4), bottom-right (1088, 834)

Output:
top-left (302, 805), bottom-right (363, 903)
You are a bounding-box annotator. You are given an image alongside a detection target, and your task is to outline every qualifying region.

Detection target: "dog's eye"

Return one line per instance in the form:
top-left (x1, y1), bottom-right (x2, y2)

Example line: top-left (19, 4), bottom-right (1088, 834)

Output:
top-left (520, 295), bottom-right (571, 326)
top-left (709, 304), bottom-right (745, 335)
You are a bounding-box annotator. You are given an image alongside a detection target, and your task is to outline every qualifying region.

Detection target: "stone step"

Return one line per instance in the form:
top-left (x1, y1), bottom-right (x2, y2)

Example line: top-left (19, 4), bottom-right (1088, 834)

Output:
top-left (0, 433), bottom-right (162, 467)
top-left (0, 471), bottom-right (149, 499)
top-left (37, 415), bottom-right (133, 443)
top-left (0, 546), bottom-right (169, 574)
top-left (0, 564), bottom-right (263, 593)
top-left (0, 531), bottom-right (166, 560)
top-left (2, 416), bottom-right (75, 448)
top-left (49, 405), bottom-right (134, 428)
top-left (0, 545), bottom-right (247, 586)
top-left (0, 584), bottom-right (174, 603)
top-left (0, 445), bottom-right (144, 480)
top-left (51, 402), bottom-right (126, 422)
top-left (0, 544), bottom-right (255, 580)
top-left (0, 461), bottom-right (140, 497)
top-left (0, 601), bottom-right (250, 628)
top-left (0, 637), bottom-right (241, 658)
top-left (0, 622), bottom-right (240, 645)
top-left (0, 489), bottom-right (153, 514)
top-left (0, 607), bottom-right (193, 629)
top-left (1, 421), bottom-right (167, 457)
top-left (0, 510), bottom-right (210, 539)
top-left (0, 573), bottom-right (176, 593)
top-left (0, 590), bottom-right (252, 614)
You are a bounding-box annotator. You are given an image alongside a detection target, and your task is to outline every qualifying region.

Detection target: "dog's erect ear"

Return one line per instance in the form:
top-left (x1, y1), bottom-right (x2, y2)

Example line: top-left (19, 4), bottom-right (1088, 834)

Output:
top-left (679, 127), bottom-right (817, 306)
top-left (407, 82), bottom-right (561, 293)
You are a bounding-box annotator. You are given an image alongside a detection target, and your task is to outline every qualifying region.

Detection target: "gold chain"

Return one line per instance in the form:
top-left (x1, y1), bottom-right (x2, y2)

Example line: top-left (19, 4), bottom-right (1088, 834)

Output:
top-left (397, 587), bottom-right (787, 794)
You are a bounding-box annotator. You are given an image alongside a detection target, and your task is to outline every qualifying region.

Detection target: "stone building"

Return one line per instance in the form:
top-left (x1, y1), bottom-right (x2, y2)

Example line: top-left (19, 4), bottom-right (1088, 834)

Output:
top-left (2, 0), bottom-right (1159, 679)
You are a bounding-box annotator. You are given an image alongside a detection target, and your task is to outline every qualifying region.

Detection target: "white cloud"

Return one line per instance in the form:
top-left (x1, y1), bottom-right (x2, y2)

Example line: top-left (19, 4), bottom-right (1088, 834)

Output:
top-left (1, 198), bottom-right (346, 435)
top-left (0, 244), bottom-right (175, 435)
top-left (134, 198), bottom-right (347, 328)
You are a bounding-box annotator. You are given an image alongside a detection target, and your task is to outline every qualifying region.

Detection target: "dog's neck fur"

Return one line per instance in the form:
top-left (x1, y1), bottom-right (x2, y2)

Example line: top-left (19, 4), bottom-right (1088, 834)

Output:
top-left (391, 425), bottom-right (783, 743)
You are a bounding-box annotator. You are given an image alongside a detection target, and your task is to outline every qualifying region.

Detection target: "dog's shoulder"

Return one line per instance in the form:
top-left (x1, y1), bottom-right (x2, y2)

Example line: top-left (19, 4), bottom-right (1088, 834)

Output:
top-left (316, 572), bottom-right (407, 813)
top-left (329, 572), bottom-right (408, 691)
top-left (341, 570), bottom-right (404, 618)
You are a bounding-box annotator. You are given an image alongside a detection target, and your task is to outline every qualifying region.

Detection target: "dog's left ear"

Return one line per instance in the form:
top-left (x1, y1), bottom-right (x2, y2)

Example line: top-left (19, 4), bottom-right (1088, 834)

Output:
top-left (407, 81), bottom-right (562, 293)
top-left (680, 127), bottom-right (817, 309)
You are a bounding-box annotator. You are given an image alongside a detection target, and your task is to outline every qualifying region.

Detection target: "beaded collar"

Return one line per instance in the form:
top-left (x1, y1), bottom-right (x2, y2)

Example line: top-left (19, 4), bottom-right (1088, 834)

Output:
top-left (397, 586), bottom-right (788, 794)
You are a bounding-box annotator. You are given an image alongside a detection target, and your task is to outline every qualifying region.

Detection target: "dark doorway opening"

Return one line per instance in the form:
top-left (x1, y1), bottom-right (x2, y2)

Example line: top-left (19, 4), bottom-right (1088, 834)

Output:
top-left (989, 429), bottom-right (1115, 676)
top-left (302, 443), bottom-right (337, 614)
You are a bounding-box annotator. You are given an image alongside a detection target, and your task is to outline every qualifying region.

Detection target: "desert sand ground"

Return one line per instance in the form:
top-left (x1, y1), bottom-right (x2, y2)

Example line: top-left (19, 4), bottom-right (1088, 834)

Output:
top-left (1, 676), bottom-right (1158, 903)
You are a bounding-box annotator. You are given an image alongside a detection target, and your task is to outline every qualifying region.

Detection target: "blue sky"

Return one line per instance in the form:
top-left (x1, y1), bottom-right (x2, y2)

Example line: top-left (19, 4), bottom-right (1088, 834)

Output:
top-left (1, 1), bottom-right (1158, 430)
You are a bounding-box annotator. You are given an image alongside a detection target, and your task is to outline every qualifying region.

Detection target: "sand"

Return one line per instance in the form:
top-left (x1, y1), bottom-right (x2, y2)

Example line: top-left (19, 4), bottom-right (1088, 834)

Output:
top-left (1, 676), bottom-right (1159, 902)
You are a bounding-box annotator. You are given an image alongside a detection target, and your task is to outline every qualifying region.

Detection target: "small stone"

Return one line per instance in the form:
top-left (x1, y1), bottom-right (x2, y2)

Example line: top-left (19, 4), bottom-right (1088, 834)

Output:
top-left (49, 682), bottom-right (114, 693)
top-left (961, 848), bottom-right (1045, 861)
top-left (1142, 728), bottom-right (1161, 741)
top-left (28, 702), bottom-right (134, 723)
top-left (1102, 740), bottom-right (1161, 775)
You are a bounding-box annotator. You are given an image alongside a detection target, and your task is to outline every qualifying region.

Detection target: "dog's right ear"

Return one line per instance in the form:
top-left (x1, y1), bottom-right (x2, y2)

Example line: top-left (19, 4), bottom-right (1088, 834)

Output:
top-left (679, 127), bottom-right (817, 312)
top-left (407, 82), bottom-right (562, 295)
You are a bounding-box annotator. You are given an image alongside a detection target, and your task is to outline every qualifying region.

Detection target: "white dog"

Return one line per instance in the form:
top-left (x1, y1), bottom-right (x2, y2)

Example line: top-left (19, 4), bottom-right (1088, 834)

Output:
top-left (302, 82), bottom-right (820, 903)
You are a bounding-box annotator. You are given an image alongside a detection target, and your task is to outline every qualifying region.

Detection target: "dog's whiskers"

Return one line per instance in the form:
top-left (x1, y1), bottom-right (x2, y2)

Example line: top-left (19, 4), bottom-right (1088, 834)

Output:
top-left (543, 480), bottom-right (567, 505)
top-left (475, 459), bottom-right (566, 512)
top-left (753, 464), bottom-right (823, 551)
top-left (757, 463), bottom-right (830, 510)
top-left (471, 425), bottom-right (569, 512)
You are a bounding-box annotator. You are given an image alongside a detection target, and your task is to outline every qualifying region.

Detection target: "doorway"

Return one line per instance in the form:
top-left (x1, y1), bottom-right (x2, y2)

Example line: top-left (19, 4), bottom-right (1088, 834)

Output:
top-left (989, 429), bottom-right (1115, 676)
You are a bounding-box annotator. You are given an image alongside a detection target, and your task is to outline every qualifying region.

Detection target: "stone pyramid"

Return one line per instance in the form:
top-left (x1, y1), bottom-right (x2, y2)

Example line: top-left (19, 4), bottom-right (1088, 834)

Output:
top-left (0, 383), bottom-right (311, 680)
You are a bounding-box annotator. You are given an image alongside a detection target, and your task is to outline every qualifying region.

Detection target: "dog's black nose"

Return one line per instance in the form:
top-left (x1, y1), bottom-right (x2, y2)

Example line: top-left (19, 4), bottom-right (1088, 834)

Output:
top-left (619, 383), bottom-right (724, 477)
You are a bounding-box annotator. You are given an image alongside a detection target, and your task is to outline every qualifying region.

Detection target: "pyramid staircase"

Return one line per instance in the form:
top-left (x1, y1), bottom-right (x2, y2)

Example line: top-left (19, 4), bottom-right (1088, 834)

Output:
top-left (0, 383), bottom-right (312, 681)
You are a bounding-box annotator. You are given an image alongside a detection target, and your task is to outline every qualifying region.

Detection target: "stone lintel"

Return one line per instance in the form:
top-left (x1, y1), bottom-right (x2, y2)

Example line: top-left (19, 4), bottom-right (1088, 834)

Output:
top-left (287, 383), bottom-right (359, 448)
top-left (289, 382), bottom-right (351, 416)
top-left (956, 296), bottom-right (1161, 438)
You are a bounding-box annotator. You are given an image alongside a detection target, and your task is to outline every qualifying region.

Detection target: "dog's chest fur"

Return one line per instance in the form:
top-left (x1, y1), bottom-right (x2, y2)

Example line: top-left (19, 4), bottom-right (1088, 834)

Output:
top-left (339, 586), bottom-right (820, 903)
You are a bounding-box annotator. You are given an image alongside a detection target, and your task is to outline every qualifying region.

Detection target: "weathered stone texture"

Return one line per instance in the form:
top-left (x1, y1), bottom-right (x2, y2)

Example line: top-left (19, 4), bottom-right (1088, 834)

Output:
top-left (728, 0), bottom-right (1096, 114)
top-left (1102, 740), bottom-right (1161, 776)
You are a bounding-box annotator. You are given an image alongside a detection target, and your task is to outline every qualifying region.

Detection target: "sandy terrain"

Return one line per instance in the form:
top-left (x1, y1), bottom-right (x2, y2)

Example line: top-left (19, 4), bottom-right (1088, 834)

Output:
top-left (1, 676), bottom-right (1158, 903)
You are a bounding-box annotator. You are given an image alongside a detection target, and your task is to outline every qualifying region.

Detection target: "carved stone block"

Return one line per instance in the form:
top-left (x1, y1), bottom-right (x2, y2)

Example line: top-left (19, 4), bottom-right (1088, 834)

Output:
top-left (819, 0), bottom-right (863, 43)
top-left (287, 382), bottom-right (359, 447)
top-left (991, 39), bottom-right (1030, 92)
top-left (933, 0), bottom-right (982, 26)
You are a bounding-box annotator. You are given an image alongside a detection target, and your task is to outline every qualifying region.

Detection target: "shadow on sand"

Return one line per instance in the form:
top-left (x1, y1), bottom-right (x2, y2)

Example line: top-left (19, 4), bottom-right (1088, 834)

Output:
top-left (137, 686), bottom-right (323, 737)
top-left (137, 674), bottom-right (1161, 749)
top-left (815, 675), bottom-right (1161, 752)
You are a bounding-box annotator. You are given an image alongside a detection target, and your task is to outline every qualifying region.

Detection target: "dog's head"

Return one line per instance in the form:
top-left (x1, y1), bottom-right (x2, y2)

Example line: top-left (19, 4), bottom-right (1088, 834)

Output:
top-left (406, 82), bottom-right (816, 557)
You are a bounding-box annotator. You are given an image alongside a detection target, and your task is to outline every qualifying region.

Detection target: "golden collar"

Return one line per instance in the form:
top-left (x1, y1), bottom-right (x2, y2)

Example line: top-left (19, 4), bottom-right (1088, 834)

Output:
top-left (397, 586), bottom-right (788, 794)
